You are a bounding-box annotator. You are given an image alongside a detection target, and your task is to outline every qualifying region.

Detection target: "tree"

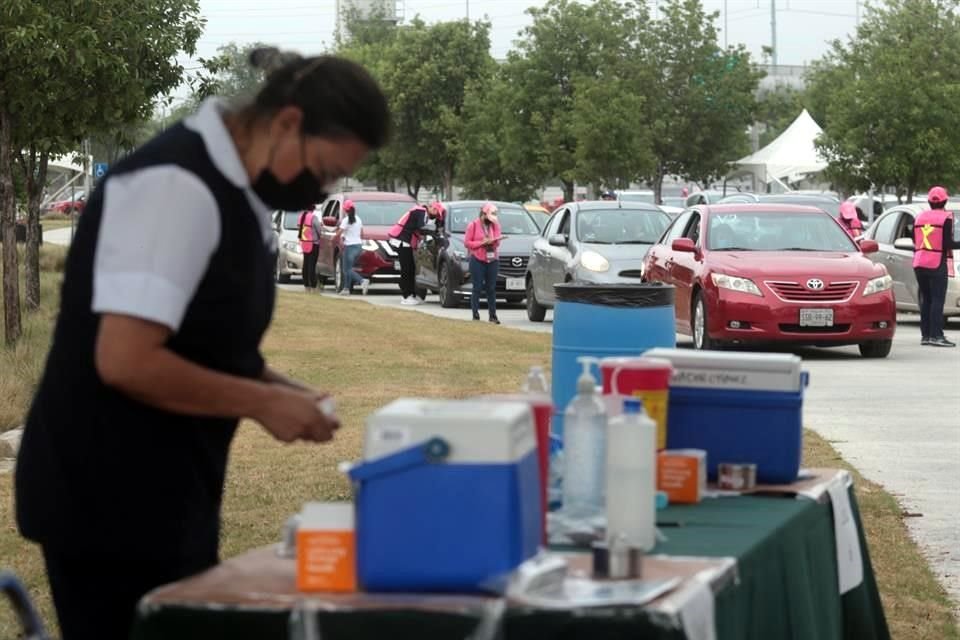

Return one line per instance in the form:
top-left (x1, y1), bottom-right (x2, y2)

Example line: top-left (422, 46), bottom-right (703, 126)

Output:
top-left (502, 0), bottom-right (640, 201)
top-left (640, 0), bottom-right (763, 201)
top-left (1, 0), bottom-right (203, 343)
top-left (808, 0), bottom-right (960, 201)
top-left (458, 74), bottom-right (543, 201)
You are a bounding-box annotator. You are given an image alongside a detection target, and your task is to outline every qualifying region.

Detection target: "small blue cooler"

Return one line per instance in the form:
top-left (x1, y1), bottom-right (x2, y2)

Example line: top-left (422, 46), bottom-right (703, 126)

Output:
top-left (644, 349), bottom-right (808, 484)
top-left (347, 399), bottom-right (542, 593)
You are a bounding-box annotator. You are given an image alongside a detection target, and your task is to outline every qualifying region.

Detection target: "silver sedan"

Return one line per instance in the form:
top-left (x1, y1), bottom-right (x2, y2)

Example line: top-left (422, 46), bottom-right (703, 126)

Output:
top-left (524, 201), bottom-right (671, 321)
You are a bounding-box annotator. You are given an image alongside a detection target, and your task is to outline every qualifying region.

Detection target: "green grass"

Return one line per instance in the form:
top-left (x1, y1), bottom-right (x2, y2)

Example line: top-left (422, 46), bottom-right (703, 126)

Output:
top-left (0, 286), bottom-right (956, 638)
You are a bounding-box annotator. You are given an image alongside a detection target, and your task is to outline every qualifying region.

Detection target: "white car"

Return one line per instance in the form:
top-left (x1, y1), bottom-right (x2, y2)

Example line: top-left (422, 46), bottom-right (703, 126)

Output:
top-left (272, 210), bottom-right (304, 283)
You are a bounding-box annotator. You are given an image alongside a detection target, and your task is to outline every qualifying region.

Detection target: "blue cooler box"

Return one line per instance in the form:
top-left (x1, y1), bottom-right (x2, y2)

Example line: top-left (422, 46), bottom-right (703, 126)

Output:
top-left (644, 349), bottom-right (808, 484)
top-left (348, 399), bottom-right (541, 593)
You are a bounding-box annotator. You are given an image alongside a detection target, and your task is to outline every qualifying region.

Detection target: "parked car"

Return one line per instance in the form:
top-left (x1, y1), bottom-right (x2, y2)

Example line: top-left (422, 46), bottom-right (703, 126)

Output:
top-left (717, 192), bottom-right (843, 218)
top-left (414, 201), bottom-right (542, 308)
top-left (272, 210), bottom-right (305, 283)
top-left (861, 202), bottom-right (960, 322)
top-left (44, 191), bottom-right (86, 214)
top-left (642, 204), bottom-right (897, 358)
top-left (314, 191), bottom-right (417, 290)
top-left (523, 202), bottom-right (551, 229)
top-left (525, 201), bottom-right (671, 321)
top-left (684, 190), bottom-right (727, 207)
top-left (616, 189), bottom-right (683, 217)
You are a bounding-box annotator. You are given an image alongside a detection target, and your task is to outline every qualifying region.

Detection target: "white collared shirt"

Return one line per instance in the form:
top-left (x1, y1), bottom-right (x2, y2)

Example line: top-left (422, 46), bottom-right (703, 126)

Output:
top-left (92, 98), bottom-right (273, 332)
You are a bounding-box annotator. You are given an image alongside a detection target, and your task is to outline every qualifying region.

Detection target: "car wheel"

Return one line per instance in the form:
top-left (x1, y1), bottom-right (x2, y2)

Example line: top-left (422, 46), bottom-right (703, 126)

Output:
top-left (439, 263), bottom-right (459, 309)
top-left (526, 277), bottom-right (547, 322)
top-left (276, 256), bottom-right (291, 284)
top-left (692, 292), bottom-right (719, 350)
top-left (859, 339), bottom-right (892, 358)
top-left (333, 253), bottom-right (343, 291)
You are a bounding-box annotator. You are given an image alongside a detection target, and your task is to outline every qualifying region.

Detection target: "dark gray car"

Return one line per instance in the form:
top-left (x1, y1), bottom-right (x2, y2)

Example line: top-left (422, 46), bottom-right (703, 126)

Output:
top-left (525, 201), bottom-right (671, 321)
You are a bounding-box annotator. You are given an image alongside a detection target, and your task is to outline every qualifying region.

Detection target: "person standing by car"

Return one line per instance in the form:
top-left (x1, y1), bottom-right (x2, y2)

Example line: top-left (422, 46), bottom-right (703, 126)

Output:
top-left (838, 201), bottom-right (864, 240)
top-left (335, 199), bottom-right (369, 296)
top-left (298, 204), bottom-right (323, 291)
top-left (464, 202), bottom-right (503, 324)
top-left (389, 203), bottom-right (441, 305)
top-left (14, 47), bottom-right (389, 640)
top-left (913, 186), bottom-right (958, 347)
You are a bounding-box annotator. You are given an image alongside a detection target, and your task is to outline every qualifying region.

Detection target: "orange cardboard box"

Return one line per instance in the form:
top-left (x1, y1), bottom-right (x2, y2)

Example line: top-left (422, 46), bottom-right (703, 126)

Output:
top-left (296, 502), bottom-right (357, 593)
top-left (657, 449), bottom-right (707, 504)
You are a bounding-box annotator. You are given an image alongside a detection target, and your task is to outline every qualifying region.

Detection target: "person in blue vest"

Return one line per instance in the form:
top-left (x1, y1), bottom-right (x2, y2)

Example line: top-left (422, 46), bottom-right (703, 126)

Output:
top-left (13, 47), bottom-right (390, 640)
top-left (913, 186), bottom-right (958, 347)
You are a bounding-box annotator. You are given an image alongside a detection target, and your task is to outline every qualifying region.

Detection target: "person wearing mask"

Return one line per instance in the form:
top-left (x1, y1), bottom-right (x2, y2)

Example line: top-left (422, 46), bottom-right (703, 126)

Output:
top-left (464, 202), bottom-right (503, 324)
top-left (838, 201), bottom-right (864, 240)
top-left (913, 186), bottom-right (958, 347)
top-left (14, 47), bottom-right (390, 640)
top-left (298, 204), bottom-right (323, 291)
top-left (388, 203), bottom-right (441, 305)
top-left (334, 199), bottom-right (369, 295)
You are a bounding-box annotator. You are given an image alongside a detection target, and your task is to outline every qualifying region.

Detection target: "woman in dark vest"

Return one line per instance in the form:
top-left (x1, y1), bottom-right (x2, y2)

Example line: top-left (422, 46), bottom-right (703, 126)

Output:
top-left (14, 48), bottom-right (389, 640)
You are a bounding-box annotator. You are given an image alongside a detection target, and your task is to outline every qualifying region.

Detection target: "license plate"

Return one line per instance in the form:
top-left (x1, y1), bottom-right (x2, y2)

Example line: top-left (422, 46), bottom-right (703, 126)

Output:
top-left (506, 277), bottom-right (525, 291)
top-left (799, 308), bottom-right (834, 327)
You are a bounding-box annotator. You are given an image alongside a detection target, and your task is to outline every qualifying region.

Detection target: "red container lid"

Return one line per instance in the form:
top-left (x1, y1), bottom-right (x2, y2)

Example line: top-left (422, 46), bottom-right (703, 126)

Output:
top-left (600, 357), bottom-right (673, 393)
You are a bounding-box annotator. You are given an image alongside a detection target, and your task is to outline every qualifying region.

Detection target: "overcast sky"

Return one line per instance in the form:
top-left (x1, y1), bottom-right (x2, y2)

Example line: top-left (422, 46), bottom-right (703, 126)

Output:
top-left (178, 0), bottom-right (865, 98)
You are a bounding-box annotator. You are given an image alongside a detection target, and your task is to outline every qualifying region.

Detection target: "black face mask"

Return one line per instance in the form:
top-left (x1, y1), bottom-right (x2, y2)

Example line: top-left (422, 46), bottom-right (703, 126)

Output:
top-left (252, 137), bottom-right (327, 211)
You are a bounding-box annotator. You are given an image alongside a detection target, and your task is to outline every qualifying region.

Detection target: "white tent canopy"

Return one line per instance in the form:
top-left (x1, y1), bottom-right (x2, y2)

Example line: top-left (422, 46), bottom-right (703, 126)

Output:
top-left (733, 109), bottom-right (828, 187)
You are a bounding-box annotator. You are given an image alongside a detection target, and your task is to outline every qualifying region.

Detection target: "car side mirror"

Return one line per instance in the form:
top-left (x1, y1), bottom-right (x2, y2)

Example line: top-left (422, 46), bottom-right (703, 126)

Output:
top-left (322, 216), bottom-right (338, 227)
top-left (859, 239), bottom-right (879, 254)
top-left (549, 233), bottom-right (568, 247)
top-left (672, 238), bottom-right (698, 253)
top-left (893, 238), bottom-right (915, 251)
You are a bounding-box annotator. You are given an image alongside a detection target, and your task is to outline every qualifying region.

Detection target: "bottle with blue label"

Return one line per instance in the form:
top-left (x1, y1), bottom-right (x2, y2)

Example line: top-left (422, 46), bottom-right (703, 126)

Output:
top-left (562, 356), bottom-right (607, 519)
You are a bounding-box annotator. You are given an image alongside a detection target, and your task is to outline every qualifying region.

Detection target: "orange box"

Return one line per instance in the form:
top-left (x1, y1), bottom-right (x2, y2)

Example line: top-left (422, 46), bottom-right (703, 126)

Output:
top-left (657, 449), bottom-right (707, 504)
top-left (296, 502), bottom-right (357, 593)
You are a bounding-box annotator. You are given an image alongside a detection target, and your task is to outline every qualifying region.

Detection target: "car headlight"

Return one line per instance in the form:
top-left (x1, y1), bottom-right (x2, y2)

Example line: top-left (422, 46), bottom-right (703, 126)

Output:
top-left (863, 275), bottom-right (893, 296)
top-left (579, 251), bottom-right (610, 273)
top-left (362, 239), bottom-right (380, 251)
top-left (711, 273), bottom-right (762, 297)
top-left (283, 241), bottom-right (302, 254)
top-left (452, 248), bottom-right (468, 261)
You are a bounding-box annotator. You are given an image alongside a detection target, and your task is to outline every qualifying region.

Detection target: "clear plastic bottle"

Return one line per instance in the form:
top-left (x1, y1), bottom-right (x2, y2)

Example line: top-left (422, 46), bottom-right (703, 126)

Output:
top-left (562, 358), bottom-right (607, 519)
top-left (605, 398), bottom-right (657, 551)
top-left (522, 366), bottom-right (550, 394)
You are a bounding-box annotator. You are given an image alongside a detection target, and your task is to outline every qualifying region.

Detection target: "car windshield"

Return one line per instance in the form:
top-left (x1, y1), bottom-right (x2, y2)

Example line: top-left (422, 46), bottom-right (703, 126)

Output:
top-left (352, 201), bottom-right (415, 226)
top-left (618, 192), bottom-right (656, 204)
top-left (281, 212), bottom-right (301, 230)
top-left (707, 211), bottom-right (858, 252)
top-left (449, 205), bottom-right (539, 234)
top-left (577, 208), bottom-right (669, 245)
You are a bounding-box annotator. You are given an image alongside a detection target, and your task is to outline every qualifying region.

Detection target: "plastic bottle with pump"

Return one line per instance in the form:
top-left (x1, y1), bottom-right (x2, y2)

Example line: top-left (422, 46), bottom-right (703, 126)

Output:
top-left (562, 357), bottom-right (607, 519)
top-left (606, 397), bottom-right (657, 551)
top-left (522, 366), bottom-right (550, 394)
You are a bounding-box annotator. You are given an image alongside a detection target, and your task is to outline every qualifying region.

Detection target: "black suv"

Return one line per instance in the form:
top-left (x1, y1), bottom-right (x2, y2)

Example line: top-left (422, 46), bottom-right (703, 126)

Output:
top-left (414, 201), bottom-right (542, 308)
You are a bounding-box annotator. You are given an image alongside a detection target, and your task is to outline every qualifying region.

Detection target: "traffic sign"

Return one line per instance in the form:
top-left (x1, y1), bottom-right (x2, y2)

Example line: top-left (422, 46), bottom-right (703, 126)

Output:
top-left (94, 163), bottom-right (109, 179)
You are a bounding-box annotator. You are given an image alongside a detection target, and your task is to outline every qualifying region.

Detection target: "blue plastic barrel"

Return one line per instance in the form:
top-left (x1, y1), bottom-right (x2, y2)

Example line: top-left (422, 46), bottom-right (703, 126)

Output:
top-left (551, 283), bottom-right (675, 439)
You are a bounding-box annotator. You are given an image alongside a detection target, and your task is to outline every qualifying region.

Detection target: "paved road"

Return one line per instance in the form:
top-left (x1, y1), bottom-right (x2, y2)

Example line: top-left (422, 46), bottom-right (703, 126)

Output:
top-left (285, 280), bottom-right (960, 606)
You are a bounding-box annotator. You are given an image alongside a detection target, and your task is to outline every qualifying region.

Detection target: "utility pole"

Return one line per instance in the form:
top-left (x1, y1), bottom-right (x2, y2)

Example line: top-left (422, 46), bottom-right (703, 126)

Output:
top-left (770, 0), bottom-right (777, 67)
top-left (466, 0), bottom-right (469, 20)
top-left (855, 0), bottom-right (860, 28)
top-left (724, 0), bottom-right (728, 49)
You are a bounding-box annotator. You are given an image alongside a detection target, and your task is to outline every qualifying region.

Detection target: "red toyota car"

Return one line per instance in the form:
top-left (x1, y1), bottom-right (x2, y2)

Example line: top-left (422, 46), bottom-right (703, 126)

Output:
top-left (314, 191), bottom-right (417, 290)
top-left (642, 204), bottom-right (897, 358)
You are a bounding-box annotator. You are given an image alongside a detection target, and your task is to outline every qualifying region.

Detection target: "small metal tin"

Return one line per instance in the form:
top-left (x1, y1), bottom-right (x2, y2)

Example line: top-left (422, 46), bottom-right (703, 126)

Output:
top-left (591, 536), bottom-right (643, 580)
top-left (718, 463), bottom-right (757, 491)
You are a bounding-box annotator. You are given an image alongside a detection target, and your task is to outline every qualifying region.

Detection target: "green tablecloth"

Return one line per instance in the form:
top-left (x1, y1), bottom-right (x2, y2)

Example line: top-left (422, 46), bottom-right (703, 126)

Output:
top-left (133, 486), bottom-right (889, 640)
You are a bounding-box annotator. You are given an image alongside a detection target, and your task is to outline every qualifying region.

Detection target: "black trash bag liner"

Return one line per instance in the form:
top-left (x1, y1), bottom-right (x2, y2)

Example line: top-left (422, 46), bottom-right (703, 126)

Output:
top-left (553, 282), bottom-right (675, 308)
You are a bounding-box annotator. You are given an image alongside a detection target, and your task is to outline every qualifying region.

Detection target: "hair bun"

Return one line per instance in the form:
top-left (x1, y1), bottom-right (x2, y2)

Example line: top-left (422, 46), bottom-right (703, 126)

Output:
top-left (249, 46), bottom-right (302, 73)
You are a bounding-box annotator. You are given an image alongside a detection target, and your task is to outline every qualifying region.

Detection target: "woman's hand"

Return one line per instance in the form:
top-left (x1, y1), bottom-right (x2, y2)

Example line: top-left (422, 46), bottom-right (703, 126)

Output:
top-left (253, 384), bottom-right (341, 443)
